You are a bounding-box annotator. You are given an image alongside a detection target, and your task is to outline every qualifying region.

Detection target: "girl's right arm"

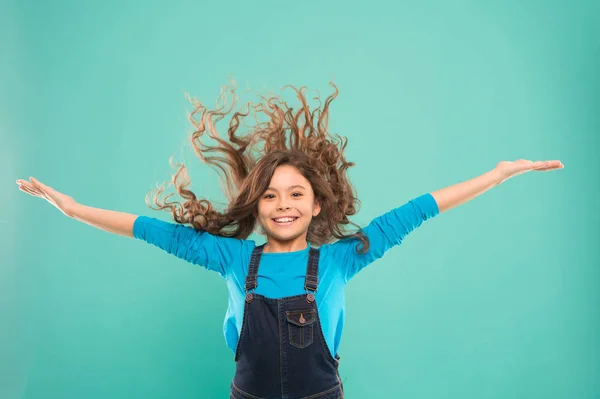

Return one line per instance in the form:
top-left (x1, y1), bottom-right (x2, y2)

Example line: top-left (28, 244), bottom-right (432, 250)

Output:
top-left (16, 177), bottom-right (137, 237)
top-left (16, 176), bottom-right (245, 276)
top-left (68, 203), bottom-right (137, 238)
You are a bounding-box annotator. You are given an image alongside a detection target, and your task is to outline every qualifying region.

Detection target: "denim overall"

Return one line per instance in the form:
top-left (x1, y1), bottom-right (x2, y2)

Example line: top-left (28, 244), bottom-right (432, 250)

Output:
top-left (230, 244), bottom-right (344, 399)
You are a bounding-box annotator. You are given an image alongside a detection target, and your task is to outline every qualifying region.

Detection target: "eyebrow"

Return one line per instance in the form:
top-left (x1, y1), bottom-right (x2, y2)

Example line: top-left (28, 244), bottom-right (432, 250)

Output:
top-left (266, 185), bottom-right (306, 192)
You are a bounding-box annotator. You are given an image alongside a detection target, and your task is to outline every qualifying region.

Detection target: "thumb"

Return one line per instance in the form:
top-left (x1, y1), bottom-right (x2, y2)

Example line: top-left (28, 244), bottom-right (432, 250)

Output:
top-left (30, 177), bottom-right (44, 188)
top-left (30, 177), bottom-right (52, 194)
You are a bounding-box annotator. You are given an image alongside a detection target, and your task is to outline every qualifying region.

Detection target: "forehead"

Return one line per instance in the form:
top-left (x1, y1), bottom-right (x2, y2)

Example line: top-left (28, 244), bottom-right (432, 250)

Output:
top-left (268, 165), bottom-right (309, 187)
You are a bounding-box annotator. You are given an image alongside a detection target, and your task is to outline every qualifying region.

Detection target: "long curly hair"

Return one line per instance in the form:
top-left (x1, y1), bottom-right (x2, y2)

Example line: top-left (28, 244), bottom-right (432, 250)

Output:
top-left (145, 79), bottom-right (369, 254)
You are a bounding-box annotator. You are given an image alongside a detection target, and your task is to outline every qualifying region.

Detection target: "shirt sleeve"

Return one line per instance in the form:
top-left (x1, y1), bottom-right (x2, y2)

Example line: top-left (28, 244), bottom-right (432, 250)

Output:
top-left (132, 216), bottom-right (248, 278)
top-left (333, 193), bottom-right (440, 282)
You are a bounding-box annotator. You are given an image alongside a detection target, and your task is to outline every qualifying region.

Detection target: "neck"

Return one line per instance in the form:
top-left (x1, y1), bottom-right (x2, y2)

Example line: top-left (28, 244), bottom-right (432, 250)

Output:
top-left (263, 240), bottom-right (309, 254)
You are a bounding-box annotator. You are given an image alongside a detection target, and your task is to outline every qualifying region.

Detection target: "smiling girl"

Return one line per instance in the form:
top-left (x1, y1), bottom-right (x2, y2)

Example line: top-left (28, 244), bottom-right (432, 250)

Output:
top-left (16, 81), bottom-right (563, 399)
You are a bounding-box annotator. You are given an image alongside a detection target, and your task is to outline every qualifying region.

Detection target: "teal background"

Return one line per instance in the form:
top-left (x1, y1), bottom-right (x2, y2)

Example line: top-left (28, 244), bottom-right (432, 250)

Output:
top-left (2, 0), bottom-right (598, 398)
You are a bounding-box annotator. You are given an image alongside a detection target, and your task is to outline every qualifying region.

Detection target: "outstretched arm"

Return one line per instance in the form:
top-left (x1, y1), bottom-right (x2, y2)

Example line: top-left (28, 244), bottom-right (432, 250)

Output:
top-left (431, 159), bottom-right (564, 214)
top-left (16, 177), bottom-right (137, 237)
top-left (16, 176), bottom-right (242, 276)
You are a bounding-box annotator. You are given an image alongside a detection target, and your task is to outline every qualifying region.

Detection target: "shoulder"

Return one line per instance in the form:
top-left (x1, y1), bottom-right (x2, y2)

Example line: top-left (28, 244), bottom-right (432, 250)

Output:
top-left (133, 215), bottom-right (257, 276)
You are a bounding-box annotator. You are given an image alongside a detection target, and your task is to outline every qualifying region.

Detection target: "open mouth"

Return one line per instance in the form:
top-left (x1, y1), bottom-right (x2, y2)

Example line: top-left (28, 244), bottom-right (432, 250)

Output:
top-left (271, 217), bottom-right (299, 226)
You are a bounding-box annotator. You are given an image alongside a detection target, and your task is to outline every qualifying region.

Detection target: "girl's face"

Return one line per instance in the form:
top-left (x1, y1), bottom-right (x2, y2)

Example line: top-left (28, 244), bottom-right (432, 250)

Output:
top-left (257, 165), bottom-right (321, 251)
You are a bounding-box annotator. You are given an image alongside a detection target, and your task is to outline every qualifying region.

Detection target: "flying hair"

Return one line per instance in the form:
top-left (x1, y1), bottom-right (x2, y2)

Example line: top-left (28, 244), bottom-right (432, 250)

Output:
top-left (145, 79), bottom-right (369, 254)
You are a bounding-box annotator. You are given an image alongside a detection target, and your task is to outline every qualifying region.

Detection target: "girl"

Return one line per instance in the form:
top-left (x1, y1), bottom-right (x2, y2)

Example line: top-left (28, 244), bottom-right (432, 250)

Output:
top-left (16, 82), bottom-right (563, 399)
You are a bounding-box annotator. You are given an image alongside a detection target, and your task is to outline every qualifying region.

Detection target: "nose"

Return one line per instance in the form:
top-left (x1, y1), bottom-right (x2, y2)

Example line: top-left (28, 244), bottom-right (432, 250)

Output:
top-left (277, 203), bottom-right (290, 211)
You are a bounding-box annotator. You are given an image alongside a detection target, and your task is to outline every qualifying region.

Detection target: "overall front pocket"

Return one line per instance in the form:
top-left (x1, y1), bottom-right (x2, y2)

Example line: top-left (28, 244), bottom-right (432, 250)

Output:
top-left (285, 309), bottom-right (316, 349)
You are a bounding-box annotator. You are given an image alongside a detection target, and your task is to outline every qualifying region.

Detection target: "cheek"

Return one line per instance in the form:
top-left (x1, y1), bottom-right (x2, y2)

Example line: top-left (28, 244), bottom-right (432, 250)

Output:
top-left (257, 203), bottom-right (270, 220)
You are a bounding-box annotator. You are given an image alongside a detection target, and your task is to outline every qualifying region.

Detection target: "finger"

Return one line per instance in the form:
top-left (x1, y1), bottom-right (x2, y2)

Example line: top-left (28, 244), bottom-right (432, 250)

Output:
top-left (529, 161), bottom-right (548, 170)
top-left (28, 178), bottom-right (51, 194)
top-left (18, 185), bottom-right (34, 195)
top-left (16, 179), bottom-right (32, 188)
top-left (538, 165), bottom-right (564, 171)
top-left (19, 181), bottom-right (41, 193)
top-left (534, 163), bottom-right (564, 171)
top-left (536, 160), bottom-right (563, 170)
top-left (30, 177), bottom-right (53, 194)
top-left (17, 181), bottom-right (42, 194)
top-left (19, 185), bottom-right (40, 197)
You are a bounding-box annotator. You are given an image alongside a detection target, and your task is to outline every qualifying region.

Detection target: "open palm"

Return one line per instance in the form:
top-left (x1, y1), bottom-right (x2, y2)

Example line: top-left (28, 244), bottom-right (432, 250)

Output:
top-left (495, 159), bottom-right (564, 183)
top-left (16, 177), bottom-right (76, 217)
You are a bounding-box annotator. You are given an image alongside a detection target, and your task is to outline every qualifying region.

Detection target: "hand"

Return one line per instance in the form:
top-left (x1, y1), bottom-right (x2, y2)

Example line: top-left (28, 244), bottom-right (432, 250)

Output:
top-left (494, 159), bottom-right (564, 183)
top-left (16, 177), bottom-right (77, 217)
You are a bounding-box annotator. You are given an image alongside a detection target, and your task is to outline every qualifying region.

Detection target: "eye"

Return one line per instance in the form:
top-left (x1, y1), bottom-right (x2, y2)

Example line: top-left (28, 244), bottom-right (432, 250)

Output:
top-left (263, 193), bottom-right (302, 199)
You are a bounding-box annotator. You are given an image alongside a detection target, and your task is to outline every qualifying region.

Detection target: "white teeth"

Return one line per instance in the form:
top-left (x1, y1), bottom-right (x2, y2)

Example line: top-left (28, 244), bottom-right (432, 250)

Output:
top-left (274, 217), bottom-right (297, 223)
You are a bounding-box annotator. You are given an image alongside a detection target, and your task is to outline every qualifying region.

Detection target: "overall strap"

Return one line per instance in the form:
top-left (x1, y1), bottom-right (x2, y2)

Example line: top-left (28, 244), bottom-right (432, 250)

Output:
top-left (304, 247), bottom-right (320, 294)
top-left (244, 244), bottom-right (265, 294)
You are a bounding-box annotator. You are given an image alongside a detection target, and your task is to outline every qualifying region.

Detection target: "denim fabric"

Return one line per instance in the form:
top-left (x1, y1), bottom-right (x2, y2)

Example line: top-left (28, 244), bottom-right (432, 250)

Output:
top-left (231, 244), bottom-right (344, 399)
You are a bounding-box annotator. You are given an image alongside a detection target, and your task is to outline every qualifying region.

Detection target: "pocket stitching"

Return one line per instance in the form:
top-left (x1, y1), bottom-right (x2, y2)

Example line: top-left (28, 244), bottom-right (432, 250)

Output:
top-left (286, 309), bottom-right (315, 348)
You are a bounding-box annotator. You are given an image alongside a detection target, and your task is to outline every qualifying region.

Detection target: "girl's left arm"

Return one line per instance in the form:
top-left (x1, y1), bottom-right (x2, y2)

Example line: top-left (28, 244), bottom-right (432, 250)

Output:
top-left (431, 159), bottom-right (564, 214)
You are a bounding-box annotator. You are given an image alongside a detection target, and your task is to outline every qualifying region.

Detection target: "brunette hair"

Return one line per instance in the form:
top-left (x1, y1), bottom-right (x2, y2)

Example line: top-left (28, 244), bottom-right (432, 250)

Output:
top-left (146, 79), bottom-right (369, 253)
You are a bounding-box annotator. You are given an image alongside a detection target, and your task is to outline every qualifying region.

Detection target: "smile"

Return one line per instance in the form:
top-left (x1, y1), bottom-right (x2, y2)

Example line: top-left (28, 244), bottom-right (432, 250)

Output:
top-left (271, 217), bottom-right (299, 226)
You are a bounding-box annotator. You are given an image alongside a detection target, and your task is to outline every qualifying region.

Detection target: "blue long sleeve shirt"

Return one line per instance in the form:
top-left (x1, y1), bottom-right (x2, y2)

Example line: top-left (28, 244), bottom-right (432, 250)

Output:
top-left (132, 193), bottom-right (439, 358)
